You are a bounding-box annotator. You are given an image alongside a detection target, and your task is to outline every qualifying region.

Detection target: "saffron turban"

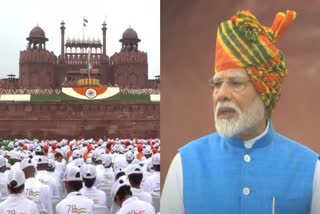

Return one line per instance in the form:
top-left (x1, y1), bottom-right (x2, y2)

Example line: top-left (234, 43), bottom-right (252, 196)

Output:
top-left (215, 10), bottom-right (296, 113)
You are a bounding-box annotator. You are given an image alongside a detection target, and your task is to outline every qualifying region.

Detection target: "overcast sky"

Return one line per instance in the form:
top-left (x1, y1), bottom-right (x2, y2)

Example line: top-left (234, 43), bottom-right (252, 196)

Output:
top-left (1, 0), bottom-right (160, 79)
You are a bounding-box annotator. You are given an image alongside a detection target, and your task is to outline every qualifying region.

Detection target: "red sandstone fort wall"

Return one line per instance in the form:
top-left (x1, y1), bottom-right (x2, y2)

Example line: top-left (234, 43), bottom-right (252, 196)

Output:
top-left (0, 102), bottom-right (159, 140)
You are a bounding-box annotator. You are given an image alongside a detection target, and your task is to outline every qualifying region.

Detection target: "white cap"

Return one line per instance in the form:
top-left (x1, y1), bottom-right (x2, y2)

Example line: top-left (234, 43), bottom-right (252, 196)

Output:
top-left (7, 167), bottom-right (26, 188)
top-left (101, 154), bottom-right (112, 167)
top-left (127, 145), bottom-right (134, 152)
top-left (72, 149), bottom-right (81, 158)
top-left (125, 164), bottom-right (143, 176)
top-left (73, 158), bottom-right (84, 168)
top-left (0, 156), bottom-right (6, 168)
top-left (64, 165), bottom-right (82, 181)
top-left (81, 164), bottom-right (96, 179)
top-left (36, 156), bottom-right (48, 164)
top-left (47, 153), bottom-right (55, 160)
top-left (20, 158), bottom-right (36, 170)
top-left (152, 153), bottom-right (160, 165)
top-left (125, 151), bottom-right (134, 161)
top-left (144, 147), bottom-right (152, 155)
top-left (8, 142), bottom-right (14, 149)
top-left (118, 145), bottom-right (125, 153)
top-left (10, 151), bottom-right (21, 160)
top-left (111, 175), bottom-right (129, 198)
top-left (85, 158), bottom-right (92, 164)
top-left (91, 150), bottom-right (99, 159)
top-left (35, 146), bottom-right (42, 152)
top-left (48, 159), bottom-right (56, 169)
top-left (114, 167), bottom-right (125, 178)
top-left (132, 159), bottom-right (140, 165)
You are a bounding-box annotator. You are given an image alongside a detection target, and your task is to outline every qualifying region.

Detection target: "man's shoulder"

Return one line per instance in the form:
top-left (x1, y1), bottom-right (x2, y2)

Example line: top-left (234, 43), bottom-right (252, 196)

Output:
top-left (179, 132), bottom-right (219, 152)
top-left (274, 132), bottom-right (318, 158)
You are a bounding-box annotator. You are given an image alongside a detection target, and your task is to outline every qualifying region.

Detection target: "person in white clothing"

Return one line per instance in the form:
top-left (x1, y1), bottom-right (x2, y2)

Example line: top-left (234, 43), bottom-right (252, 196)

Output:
top-left (111, 176), bottom-right (155, 214)
top-left (0, 167), bottom-right (39, 214)
top-left (79, 164), bottom-right (107, 207)
top-left (35, 155), bottom-right (60, 197)
top-left (94, 154), bottom-right (105, 186)
top-left (54, 151), bottom-right (66, 180)
top-left (0, 155), bottom-right (8, 198)
top-left (114, 167), bottom-right (125, 181)
top-left (126, 164), bottom-right (153, 205)
top-left (125, 151), bottom-right (134, 165)
top-left (21, 158), bottom-right (53, 214)
top-left (102, 154), bottom-right (114, 185)
top-left (142, 153), bottom-right (160, 193)
top-left (56, 165), bottom-right (94, 214)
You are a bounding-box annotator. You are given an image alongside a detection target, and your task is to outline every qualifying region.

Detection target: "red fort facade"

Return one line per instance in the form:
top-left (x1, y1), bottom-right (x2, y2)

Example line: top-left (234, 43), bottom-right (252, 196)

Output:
top-left (1, 21), bottom-right (158, 89)
top-left (0, 21), bottom-right (160, 140)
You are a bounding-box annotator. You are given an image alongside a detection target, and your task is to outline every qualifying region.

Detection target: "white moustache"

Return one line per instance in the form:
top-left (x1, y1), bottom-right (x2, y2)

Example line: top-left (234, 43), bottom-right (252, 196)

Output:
top-left (215, 101), bottom-right (241, 118)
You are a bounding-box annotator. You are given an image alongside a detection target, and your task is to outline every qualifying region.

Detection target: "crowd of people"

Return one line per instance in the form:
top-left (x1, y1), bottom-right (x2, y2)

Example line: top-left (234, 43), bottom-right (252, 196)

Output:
top-left (119, 88), bottom-right (160, 95)
top-left (0, 138), bottom-right (160, 214)
top-left (0, 87), bottom-right (160, 95)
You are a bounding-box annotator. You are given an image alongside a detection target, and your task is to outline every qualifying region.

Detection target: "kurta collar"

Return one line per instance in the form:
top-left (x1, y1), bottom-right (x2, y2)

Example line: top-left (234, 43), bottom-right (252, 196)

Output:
top-left (221, 120), bottom-right (274, 149)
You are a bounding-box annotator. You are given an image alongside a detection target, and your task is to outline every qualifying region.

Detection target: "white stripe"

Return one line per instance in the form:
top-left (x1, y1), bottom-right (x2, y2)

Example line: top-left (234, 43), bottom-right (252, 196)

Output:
top-left (150, 94), bottom-right (160, 102)
top-left (0, 94), bottom-right (31, 101)
top-left (62, 87), bottom-right (119, 100)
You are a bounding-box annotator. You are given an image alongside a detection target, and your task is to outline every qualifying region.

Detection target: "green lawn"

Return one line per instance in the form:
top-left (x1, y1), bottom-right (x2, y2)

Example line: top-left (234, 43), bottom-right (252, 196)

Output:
top-left (30, 93), bottom-right (151, 102)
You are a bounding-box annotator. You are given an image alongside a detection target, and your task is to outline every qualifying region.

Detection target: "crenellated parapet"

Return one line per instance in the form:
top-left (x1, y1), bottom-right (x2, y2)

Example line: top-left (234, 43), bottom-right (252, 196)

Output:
top-left (19, 49), bottom-right (57, 64)
top-left (110, 51), bottom-right (147, 65)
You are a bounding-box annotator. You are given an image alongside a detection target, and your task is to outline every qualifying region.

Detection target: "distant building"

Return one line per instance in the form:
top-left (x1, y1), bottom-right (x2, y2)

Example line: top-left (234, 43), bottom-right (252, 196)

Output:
top-left (0, 21), bottom-right (159, 89)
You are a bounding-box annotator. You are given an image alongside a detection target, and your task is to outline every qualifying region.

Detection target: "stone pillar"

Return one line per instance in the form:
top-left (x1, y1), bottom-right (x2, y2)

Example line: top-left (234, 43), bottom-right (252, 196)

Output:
top-left (60, 20), bottom-right (66, 60)
top-left (102, 21), bottom-right (107, 55)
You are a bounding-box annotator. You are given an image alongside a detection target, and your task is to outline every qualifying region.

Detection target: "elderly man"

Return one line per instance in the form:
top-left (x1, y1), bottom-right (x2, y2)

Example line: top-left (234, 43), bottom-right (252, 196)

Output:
top-left (162, 10), bottom-right (320, 214)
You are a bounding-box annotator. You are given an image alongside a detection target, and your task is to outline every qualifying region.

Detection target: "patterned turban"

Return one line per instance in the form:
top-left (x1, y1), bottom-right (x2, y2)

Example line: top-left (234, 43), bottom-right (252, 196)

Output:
top-left (215, 10), bottom-right (296, 113)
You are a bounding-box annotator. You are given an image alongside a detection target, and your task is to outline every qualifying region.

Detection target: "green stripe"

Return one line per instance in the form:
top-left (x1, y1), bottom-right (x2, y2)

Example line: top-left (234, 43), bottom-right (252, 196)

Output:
top-left (224, 22), bottom-right (260, 65)
top-left (253, 40), bottom-right (272, 63)
top-left (218, 24), bottom-right (249, 66)
top-left (231, 22), bottom-right (268, 64)
top-left (237, 13), bottom-right (258, 23)
top-left (230, 15), bottom-right (273, 63)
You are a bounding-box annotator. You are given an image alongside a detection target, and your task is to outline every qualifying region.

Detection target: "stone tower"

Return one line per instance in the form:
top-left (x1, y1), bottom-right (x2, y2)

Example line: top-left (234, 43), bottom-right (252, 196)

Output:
top-left (19, 26), bottom-right (56, 88)
top-left (111, 27), bottom-right (148, 89)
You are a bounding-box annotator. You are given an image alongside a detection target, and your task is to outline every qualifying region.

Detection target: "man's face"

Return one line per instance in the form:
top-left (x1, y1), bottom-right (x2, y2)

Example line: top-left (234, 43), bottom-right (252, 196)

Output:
top-left (211, 67), bottom-right (266, 137)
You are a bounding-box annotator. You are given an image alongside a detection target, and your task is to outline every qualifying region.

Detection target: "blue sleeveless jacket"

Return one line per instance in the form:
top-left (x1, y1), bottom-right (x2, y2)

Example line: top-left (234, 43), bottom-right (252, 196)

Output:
top-left (178, 124), bottom-right (317, 214)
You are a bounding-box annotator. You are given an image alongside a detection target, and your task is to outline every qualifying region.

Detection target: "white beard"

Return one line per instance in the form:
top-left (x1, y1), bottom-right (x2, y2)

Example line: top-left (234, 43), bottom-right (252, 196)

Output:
top-left (214, 96), bottom-right (265, 137)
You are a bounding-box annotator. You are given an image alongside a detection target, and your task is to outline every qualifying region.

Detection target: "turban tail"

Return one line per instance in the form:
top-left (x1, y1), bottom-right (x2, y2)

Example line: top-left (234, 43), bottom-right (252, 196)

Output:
top-left (215, 10), bottom-right (296, 112)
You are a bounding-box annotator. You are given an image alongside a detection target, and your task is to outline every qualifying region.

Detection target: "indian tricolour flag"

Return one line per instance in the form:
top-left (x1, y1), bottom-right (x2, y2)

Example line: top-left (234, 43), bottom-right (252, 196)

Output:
top-left (87, 50), bottom-right (93, 69)
top-left (83, 17), bottom-right (88, 27)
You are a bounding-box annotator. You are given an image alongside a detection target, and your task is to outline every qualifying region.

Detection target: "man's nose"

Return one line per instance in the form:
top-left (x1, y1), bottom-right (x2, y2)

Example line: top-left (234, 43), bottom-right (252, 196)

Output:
top-left (214, 81), bottom-right (232, 102)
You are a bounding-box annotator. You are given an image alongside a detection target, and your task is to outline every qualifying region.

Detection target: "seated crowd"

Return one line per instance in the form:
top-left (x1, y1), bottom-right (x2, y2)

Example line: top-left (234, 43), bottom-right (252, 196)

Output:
top-left (0, 138), bottom-right (160, 214)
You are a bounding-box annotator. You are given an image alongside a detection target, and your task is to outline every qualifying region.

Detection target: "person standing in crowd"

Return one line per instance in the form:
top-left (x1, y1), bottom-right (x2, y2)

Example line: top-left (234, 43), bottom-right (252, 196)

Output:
top-left (56, 165), bottom-right (94, 214)
top-left (0, 167), bottom-right (39, 214)
top-left (162, 10), bottom-right (320, 213)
